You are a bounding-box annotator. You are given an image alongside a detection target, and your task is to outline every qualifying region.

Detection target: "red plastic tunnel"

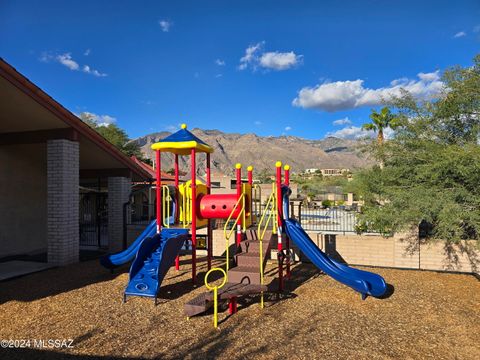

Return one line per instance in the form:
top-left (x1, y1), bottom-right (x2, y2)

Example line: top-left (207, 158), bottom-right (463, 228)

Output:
top-left (198, 194), bottom-right (246, 220)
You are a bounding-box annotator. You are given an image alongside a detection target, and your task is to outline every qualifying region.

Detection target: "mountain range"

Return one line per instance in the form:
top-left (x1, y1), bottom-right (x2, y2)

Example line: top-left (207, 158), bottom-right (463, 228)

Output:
top-left (133, 129), bottom-right (373, 175)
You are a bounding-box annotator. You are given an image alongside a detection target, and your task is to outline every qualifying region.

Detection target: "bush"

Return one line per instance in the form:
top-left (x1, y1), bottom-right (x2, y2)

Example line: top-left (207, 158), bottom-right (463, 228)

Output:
top-left (322, 200), bottom-right (332, 207)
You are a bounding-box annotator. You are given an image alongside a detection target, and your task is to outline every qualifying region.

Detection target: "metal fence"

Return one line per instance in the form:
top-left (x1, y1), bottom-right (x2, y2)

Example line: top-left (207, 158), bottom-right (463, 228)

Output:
top-left (79, 192), bottom-right (108, 247)
top-left (123, 200), bottom-right (361, 234)
top-left (125, 202), bottom-right (155, 226)
top-left (293, 205), bottom-right (358, 233)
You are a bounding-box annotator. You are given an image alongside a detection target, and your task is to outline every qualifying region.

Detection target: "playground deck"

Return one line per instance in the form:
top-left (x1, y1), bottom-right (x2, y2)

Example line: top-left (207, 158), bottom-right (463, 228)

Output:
top-left (0, 257), bottom-right (479, 360)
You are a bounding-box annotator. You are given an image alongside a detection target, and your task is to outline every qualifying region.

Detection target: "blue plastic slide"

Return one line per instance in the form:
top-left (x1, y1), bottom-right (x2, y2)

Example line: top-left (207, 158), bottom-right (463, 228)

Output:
top-left (100, 219), bottom-right (157, 269)
top-left (124, 228), bottom-right (189, 301)
top-left (282, 186), bottom-right (387, 299)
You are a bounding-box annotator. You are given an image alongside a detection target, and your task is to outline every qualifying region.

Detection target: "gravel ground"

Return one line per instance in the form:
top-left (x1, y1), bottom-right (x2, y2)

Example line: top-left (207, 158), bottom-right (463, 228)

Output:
top-left (0, 257), bottom-right (479, 360)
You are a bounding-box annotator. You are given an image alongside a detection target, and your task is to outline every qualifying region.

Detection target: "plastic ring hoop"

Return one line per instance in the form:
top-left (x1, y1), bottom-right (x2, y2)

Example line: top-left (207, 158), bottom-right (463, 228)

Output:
top-left (204, 268), bottom-right (227, 291)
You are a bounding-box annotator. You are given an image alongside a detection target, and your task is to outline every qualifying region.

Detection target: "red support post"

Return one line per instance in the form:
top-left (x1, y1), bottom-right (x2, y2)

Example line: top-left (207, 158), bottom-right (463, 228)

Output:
top-left (229, 297), bottom-right (238, 315)
top-left (156, 150), bottom-right (162, 234)
top-left (206, 153), bottom-right (212, 271)
top-left (247, 165), bottom-right (253, 185)
top-left (275, 161), bottom-right (283, 291)
top-left (284, 165), bottom-right (290, 186)
top-left (191, 149), bottom-right (197, 285)
top-left (235, 163), bottom-right (242, 247)
top-left (284, 164), bottom-right (291, 278)
top-left (174, 154), bottom-right (180, 271)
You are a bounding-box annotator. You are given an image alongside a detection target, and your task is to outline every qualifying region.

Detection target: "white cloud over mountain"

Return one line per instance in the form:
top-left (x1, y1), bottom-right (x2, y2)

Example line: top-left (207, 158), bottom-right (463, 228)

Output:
top-left (333, 117), bottom-right (352, 126)
top-left (293, 71), bottom-right (444, 112)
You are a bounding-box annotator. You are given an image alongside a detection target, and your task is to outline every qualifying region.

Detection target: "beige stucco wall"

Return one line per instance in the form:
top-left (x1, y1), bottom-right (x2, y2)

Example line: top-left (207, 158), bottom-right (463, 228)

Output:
top-left (208, 229), bottom-right (479, 274)
top-left (0, 144), bottom-right (47, 257)
top-left (126, 224), bottom-right (479, 275)
top-left (312, 232), bottom-right (478, 274)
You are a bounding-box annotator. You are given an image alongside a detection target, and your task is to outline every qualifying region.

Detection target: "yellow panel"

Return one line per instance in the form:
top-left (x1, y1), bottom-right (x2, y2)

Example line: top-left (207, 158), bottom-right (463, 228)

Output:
top-left (178, 180), bottom-right (208, 229)
top-left (151, 141), bottom-right (213, 154)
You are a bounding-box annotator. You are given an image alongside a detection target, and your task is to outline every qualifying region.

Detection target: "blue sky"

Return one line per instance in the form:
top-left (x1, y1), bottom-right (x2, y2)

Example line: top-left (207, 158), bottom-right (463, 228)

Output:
top-left (1, 0), bottom-right (479, 140)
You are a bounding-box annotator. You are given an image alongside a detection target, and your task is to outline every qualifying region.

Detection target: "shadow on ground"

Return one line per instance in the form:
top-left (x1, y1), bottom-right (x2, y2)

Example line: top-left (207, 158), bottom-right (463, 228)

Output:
top-left (0, 260), bottom-right (127, 305)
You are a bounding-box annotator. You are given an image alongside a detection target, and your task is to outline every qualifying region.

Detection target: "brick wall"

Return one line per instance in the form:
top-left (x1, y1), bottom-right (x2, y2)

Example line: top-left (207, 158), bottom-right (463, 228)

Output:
top-left (47, 139), bottom-right (79, 265)
top-left (108, 177), bottom-right (131, 252)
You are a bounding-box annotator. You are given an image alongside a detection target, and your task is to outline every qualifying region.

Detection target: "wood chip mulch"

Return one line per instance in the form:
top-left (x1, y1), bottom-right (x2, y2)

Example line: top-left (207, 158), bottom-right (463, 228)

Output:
top-left (1, 256), bottom-right (479, 360)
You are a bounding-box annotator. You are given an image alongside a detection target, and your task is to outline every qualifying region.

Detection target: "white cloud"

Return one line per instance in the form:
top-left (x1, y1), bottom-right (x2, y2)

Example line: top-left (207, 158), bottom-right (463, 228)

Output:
top-left (159, 20), bottom-right (172, 32)
top-left (254, 121), bottom-right (262, 126)
top-left (84, 48), bottom-right (91, 56)
top-left (215, 73), bottom-right (223, 78)
top-left (285, 126), bottom-right (292, 131)
top-left (474, 24), bottom-right (480, 33)
top-left (239, 42), bottom-right (264, 70)
top-left (333, 117), bottom-right (352, 126)
top-left (259, 51), bottom-right (302, 70)
top-left (215, 59), bottom-right (225, 66)
top-left (453, 31), bottom-right (466, 38)
top-left (238, 42), bottom-right (302, 71)
top-left (80, 112), bottom-right (116, 127)
top-left (82, 65), bottom-right (107, 77)
top-left (326, 126), bottom-right (372, 139)
top-left (56, 53), bottom-right (79, 70)
top-left (293, 71), bottom-right (444, 112)
top-left (164, 124), bottom-right (179, 132)
top-left (40, 51), bottom-right (107, 77)
top-left (327, 125), bottom-right (395, 140)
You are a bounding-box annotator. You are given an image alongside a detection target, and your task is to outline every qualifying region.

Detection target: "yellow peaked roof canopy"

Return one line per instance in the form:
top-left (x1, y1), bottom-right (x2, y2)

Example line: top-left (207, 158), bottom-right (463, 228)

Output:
top-left (151, 124), bottom-right (214, 155)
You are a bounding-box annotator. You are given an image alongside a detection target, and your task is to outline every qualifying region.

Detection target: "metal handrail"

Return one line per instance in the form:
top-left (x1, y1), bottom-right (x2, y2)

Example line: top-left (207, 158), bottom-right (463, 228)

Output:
top-left (256, 183), bottom-right (278, 308)
top-left (223, 191), bottom-right (245, 275)
top-left (180, 183), bottom-right (191, 229)
top-left (252, 184), bottom-right (262, 223)
top-left (242, 183), bottom-right (246, 232)
top-left (162, 185), bottom-right (171, 228)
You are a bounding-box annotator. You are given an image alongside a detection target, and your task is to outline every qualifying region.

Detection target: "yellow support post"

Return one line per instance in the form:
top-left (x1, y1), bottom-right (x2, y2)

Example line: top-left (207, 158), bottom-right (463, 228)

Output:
top-left (204, 268), bottom-right (227, 329)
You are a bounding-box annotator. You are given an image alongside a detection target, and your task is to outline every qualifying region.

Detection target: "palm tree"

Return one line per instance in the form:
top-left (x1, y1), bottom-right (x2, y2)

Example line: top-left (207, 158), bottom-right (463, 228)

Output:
top-left (362, 107), bottom-right (400, 145)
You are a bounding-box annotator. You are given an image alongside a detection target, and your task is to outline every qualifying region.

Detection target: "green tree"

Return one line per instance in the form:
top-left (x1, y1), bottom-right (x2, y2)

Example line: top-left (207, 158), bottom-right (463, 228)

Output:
top-left (362, 106), bottom-right (401, 145)
top-left (79, 112), bottom-right (144, 159)
top-left (355, 55), bottom-right (480, 245)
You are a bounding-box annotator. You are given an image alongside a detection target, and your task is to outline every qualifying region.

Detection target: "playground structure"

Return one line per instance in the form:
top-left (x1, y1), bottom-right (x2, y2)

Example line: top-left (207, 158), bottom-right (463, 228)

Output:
top-left (101, 124), bottom-right (387, 325)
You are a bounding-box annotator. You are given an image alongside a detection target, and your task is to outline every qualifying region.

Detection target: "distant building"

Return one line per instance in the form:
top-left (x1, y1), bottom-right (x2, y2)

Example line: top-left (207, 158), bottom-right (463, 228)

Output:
top-left (209, 172), bottom-right (297, 202)
top-left (305, 168), bottom-right (319, 174)
top-left (320, 168), bottom-right (350, 176)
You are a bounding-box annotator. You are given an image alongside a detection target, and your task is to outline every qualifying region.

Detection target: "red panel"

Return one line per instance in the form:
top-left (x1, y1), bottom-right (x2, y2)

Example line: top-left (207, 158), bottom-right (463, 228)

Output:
top-left (199, 194), bottom-right (241, 219)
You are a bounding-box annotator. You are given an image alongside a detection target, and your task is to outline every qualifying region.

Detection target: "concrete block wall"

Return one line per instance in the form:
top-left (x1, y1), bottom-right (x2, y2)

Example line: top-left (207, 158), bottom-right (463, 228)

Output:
top-left (419, 241), bottom-right (478, 273)
top-left (47, 139), bottom-right (79, 265)
top-left (313, 232), bottom-right (478, 274)
top-left (208, 228), bottom-right (479, 274)
top-left (108, 177), bottom-right (131, 252)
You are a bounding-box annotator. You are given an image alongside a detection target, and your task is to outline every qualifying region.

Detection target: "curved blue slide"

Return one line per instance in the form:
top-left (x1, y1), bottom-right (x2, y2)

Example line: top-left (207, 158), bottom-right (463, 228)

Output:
top-left (282, 186), bottom-right (387, 299)
top-left (100, 219), bottom-right (157, 269)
